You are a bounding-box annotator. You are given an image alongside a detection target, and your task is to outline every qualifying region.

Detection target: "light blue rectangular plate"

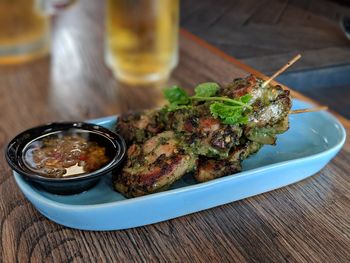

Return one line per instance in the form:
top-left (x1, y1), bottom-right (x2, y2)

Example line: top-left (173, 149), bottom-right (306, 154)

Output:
top-left (13, 99), bottom-right (346, 230)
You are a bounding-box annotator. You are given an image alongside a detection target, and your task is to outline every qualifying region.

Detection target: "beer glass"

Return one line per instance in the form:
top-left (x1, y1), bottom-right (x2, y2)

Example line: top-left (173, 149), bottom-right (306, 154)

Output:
top-left (106, 0), bottom-right (179, 84)
top-left (0, 0), bottom-right (75, 65)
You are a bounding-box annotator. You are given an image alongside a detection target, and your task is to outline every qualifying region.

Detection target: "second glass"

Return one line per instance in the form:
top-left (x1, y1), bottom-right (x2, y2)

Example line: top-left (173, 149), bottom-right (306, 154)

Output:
top-left (0, 0), bottom-right (76, 65)
top-left (106, 0), bottom-right (179, 84)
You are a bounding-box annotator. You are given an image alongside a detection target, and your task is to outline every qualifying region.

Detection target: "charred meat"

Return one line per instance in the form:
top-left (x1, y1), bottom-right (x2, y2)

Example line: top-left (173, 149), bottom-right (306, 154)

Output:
top-left (113, 131), bottom-right (196, 197)
top-left (195, 140), bottom-right (262, 182)
top-left (114, 75), bottom-right (292, 197)
top-left (116, 109), bottom-right (165, 144)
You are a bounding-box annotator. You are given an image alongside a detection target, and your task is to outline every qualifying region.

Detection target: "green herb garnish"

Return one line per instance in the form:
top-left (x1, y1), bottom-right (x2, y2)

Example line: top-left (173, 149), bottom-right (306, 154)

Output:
top-left (194, 82), bottom-right (219, 97)
top-left (163, 86), bottom-right (189, 105)
top-left (163, 83), bottom-right (252, 124)
top-left (210, 102), bottom-right (249, 125)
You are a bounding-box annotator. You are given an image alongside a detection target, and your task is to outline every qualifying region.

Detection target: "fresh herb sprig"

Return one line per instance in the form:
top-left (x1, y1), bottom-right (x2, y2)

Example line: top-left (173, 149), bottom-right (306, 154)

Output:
top-left (163, 82), bottom-right (252, 125)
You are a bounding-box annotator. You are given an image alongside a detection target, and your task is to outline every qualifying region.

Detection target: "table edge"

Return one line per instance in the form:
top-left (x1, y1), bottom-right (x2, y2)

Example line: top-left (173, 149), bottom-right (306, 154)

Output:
top-left (179, 29), bottom-right (350, 130)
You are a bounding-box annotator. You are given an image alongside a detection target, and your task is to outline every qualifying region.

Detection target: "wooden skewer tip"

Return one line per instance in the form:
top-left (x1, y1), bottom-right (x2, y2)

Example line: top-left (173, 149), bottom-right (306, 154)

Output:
top-left (262, 54), bottom-right (302, 87)
top-left (289, 106), bottom-right (328, 114)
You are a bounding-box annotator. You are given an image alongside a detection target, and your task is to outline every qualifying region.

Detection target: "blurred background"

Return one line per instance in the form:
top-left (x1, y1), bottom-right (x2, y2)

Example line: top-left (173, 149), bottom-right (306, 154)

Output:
top-left (181, 0), bottom-right (350, 117)
top-left (0, 0), bottom-right (349, 118)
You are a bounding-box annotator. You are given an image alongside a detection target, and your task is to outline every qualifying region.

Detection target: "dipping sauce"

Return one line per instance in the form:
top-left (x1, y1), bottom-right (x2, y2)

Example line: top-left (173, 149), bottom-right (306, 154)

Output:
top-left (23, 132), bottom-right (111, 178)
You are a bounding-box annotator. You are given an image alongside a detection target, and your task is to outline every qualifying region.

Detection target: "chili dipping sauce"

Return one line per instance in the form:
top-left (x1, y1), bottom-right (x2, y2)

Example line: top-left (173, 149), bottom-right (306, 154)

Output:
top-left (23, 131), bottom-right (111, 178)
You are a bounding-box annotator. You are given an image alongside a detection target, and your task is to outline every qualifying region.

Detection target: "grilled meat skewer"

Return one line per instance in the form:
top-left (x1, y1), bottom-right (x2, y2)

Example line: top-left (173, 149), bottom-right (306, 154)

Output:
top-left (116, 109), bottom-right (164, 145)
top-left (114, 75), bottom-right (292, 197)
top-left (113, 131), bottom-right (196, 198)
top-left (195, 141), bottom-right (261, 182)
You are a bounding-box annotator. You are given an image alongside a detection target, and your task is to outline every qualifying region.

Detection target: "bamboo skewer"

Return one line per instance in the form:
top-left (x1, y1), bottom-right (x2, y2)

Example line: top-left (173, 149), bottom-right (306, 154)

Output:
top-left (289, 106), bottom-right (328, 114)
top-left (262, 54), bottom-right (302, 88)
top-left (260, 54), bottom-right (328, 114)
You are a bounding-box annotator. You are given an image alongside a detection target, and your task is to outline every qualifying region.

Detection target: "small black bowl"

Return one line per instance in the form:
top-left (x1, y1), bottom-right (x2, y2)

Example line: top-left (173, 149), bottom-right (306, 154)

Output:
top-left (6, 122), bottom-right (126, 195)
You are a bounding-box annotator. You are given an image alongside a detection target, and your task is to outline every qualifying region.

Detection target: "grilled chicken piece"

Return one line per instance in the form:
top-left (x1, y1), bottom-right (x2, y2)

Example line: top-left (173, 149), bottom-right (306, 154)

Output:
top-left (219, 75), bottom-right (261, 99)
top-left (195, 141), bottom-right (262, 182)
top-left (220, 75), bottom-right (291, 127)
top-left (219, 75), bottom-right (285, 106)
top-left (195, 159), bottom-right (241, 183)
top-left (116, 109), bottom-right (165, 144)
top-left (194, 117), bottom-right (289, 183)
top-left (247, 85), bottom-right (291, 128)
top-left (194, 75), bottom-right (291, 183)
top-left (246, 117), bottom-right (289, 145)
top-left (220, 75), bottom-right (291, 145)
top-left (113, 131), bottom-right (196, 198)
top-left (245, 81), bottom-right (291, 145)
top-left (113, 74), bottom-right (292, 197)
top-left (167, 104), bottom-right (243, 159)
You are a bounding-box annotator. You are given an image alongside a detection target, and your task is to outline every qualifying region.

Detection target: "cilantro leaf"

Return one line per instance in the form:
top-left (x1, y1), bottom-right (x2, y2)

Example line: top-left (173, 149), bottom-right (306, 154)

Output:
top-left (194, 82), bottom-right (219, 97)
top-left (239, 94), bottom-right (252, 104)
top-left (163, 86), bottom-right (189, 105)
top-left (210, 102), bottom-right (249, 125)
top-left (210, 102), bottom-right (240, 118)
top-left (223, 115), bottom-right (249, 125)
top-left (163, 83), bottom-right (252, 125)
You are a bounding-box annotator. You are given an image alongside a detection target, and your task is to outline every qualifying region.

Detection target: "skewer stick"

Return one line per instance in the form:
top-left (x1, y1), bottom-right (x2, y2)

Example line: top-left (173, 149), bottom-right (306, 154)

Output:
top-left (262, 54), bottom-right (302, 88)
top-left (289, 106), bottom-right (328, 114)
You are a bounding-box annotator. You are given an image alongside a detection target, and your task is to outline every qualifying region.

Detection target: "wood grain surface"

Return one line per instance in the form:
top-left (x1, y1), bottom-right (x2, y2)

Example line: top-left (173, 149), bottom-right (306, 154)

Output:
top-left (181, 0), bottom-right (350, 121)
top-left (181, 0), bottom-right (350, 74)
top-left (1, 1), bottom-right (350, 262)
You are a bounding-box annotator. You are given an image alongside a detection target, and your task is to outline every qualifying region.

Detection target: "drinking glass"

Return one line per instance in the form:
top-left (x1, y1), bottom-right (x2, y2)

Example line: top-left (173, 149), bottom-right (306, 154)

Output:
top-left (0, 0), bottom-right (75, 65)
top-left (106, 0), bottom-right (179, 84)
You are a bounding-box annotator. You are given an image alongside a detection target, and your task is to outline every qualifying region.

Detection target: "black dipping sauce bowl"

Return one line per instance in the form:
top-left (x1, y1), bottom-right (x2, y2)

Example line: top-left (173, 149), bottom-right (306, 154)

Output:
top-left (5, 122), bottom-right (126, 195)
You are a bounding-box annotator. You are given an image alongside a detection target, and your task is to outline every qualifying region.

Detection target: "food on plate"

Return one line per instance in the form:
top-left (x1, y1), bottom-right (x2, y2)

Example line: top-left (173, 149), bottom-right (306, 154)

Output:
top-left (117, 109), bottom-right (165, 144)
top-left (114, 131), bottom-right (196, 197)
top-left (114, 74), bottom-right (292, 197)
top-left (24, 133), bottom-right (110, 178)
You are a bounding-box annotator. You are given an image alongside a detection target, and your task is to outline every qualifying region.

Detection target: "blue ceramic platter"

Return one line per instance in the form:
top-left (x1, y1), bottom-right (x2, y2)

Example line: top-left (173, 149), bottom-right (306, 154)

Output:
top-left (13, 99), bottom-right (346, 230)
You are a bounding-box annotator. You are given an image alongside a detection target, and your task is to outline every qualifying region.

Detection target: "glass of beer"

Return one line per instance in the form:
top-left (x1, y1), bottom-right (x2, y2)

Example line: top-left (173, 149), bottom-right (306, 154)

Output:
top-left (0, 0), bottom-right (75, 65)
top-left (106, 0), bottom-right (179, 84)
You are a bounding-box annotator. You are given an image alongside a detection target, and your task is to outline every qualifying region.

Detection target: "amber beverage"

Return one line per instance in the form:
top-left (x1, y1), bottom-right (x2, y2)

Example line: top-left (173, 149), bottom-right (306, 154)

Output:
top-left (0, 0), bottom-right (50, 64)
top-left (106, 0), bottom-right (179, 84)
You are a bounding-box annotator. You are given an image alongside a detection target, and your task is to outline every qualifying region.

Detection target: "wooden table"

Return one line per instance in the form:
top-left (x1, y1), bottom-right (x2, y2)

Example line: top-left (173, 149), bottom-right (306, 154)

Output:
top-left (181, 0), bottom-right (350, 73)
top-left (1, 1), bottom-right (350, 262)
top-left (181, 0), bottom-right (350, 120)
